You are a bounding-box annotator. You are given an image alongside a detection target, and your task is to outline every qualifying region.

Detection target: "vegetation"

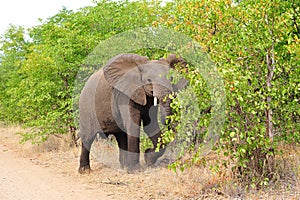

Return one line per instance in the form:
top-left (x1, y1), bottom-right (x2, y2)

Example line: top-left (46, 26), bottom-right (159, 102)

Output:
top-left (0, 0), bottom-right (299, 188)
top-left (158, 0), bottom-right (299, 187)
top-left (0, 1), bottom-right (161, 143)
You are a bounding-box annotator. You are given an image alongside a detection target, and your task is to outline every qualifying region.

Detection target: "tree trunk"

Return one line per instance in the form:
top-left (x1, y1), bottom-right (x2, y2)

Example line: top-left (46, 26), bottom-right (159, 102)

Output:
top-left (69, 125), bottom-right (78, 147)
top-left (265, 14), bottom-right (275, 140)
top-left (265, 51), bottom-right (274, 140)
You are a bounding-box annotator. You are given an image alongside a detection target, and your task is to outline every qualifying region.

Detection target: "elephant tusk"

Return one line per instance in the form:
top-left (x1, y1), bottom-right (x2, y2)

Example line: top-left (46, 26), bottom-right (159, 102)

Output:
top-left (154, 97), bottom-right (158, 106)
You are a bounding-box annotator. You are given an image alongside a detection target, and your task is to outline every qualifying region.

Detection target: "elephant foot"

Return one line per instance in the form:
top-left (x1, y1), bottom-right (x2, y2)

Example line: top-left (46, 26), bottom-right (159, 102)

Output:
top-left (120, 163), bottom-right (125, 169)
top-left (144, 152), bottom-right (156, 166)
top-left (78, 165), bottom-right (91, 174)
top-left (144, 148), bottom-right (165, 166)
top-left (127, 164), bottom-right (142, 174)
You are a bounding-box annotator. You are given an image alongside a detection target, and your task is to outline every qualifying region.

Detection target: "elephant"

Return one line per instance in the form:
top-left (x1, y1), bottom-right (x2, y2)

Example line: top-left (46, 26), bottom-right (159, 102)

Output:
top-left (78, 53), bottom-right (187, 173)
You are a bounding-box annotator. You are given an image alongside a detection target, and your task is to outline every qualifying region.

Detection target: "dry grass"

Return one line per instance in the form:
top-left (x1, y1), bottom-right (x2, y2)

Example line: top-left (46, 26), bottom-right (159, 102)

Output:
top-left (1, 124), bottom-right (300, 199)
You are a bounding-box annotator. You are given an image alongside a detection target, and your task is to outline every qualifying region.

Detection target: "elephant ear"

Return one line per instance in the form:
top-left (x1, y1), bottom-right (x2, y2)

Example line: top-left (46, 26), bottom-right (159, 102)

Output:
top-left (163, 54), bottom-right (189, 92)
top-left (103, 54), bottom-right (149, 105)
top-left (166, 54), bottom-right (187, 69)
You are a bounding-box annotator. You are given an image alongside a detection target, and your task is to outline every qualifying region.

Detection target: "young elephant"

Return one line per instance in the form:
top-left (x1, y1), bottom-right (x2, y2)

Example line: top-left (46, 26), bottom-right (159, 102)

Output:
top-left (78, 53), bottom-right (186, 173)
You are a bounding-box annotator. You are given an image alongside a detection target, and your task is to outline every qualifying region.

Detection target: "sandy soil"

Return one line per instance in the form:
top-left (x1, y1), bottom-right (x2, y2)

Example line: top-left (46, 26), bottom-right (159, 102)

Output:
top-left (0, 144), bottom-right (109, 200)
top-left (0, 125), bottom-right (299, 200)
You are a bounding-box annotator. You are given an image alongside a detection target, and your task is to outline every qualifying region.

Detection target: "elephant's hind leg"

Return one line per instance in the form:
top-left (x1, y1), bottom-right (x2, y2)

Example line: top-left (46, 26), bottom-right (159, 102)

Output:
top-left (78, 142), bottom-right (91, 173)
top-left (78, 136), bottom-right (95, 174)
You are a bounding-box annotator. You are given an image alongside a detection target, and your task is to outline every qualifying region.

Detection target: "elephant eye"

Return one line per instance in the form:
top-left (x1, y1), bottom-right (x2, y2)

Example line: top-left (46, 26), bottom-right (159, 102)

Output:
top-left (147, 78), bottom-right (152, 82)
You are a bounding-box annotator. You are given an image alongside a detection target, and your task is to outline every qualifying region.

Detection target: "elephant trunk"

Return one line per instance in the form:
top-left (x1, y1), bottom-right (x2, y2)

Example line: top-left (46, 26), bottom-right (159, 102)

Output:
top-left (152, 84), bottom-right (173, 125)
top-left (159, 97), bottom-right (172, 125)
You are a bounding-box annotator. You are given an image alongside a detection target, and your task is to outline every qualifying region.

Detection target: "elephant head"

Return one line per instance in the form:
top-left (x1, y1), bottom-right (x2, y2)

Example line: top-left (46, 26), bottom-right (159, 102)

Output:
top-left (103, 53), bottom-right (186, 126)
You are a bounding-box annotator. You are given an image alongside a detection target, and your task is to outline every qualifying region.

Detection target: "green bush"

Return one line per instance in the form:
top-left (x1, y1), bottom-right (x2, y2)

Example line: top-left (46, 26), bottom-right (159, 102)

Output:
top-left (158, 0), bottom-right (300, 187)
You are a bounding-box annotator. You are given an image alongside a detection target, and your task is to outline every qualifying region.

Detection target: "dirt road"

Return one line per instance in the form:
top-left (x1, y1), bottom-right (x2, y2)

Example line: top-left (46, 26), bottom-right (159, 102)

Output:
top-left (0, 126), bottom-right (207, 200)
top-left (1, 126), bottom-right (299, 200)
top-left (0, 144), bottom-right (111, 200)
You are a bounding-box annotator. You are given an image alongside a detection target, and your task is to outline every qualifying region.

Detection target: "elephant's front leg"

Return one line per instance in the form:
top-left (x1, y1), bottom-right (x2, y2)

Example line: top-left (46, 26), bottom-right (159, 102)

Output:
top-left (119, 100), bottom-right (142, 172)
top-left (142, 106), bottom-right (166, 166)
top-left (144, 132), bottom-right (166, 166)
top-left (127, 133), bottom-right (141, 172)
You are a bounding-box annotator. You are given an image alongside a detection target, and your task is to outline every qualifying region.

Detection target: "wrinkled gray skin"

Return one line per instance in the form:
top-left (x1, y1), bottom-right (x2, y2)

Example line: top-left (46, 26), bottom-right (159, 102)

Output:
top-left (78, 53), bottom-right (186, 173)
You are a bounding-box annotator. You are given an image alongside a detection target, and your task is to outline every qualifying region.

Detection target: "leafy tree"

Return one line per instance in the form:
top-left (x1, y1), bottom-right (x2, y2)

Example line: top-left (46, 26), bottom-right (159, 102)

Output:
top-left (0, 25), bottom-right (29, 122)
top-left (158, 0), bottom-right (300, 187)
top-left (0, 1), bottom-right (164, 144)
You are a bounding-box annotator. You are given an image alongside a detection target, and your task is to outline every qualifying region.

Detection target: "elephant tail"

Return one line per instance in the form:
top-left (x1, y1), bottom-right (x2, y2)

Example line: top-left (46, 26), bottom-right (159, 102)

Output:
top-left (75, 134), bottom-right (81, 141)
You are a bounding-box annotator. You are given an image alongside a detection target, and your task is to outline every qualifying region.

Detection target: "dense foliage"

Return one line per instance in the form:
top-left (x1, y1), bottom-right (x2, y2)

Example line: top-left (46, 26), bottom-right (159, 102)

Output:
top-left (0, 1), bottom-right (162, 143)
top-left (0, 0), bottom-right (299, 187)
top-left (158, 0), bottom-right (299, 186)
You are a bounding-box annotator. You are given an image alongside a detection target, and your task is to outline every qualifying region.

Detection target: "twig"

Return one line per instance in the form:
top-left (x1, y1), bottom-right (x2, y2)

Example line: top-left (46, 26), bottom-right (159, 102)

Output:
top-left (101, 178), bottom-right (127, 186)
